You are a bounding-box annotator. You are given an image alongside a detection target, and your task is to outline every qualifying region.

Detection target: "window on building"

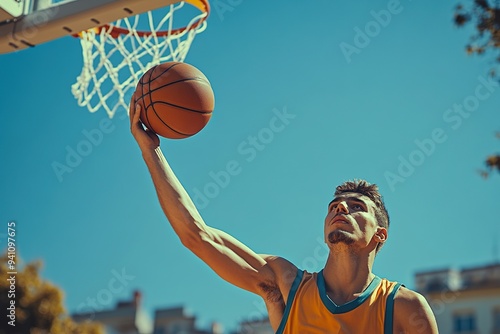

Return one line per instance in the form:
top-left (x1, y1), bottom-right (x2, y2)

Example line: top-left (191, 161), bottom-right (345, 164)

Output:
top-left (168, 322), bottom-right (190, 334)
top-left (453, 312), bottom-right (477, 333)
top-left (493, 308), bottom-right (500, 331)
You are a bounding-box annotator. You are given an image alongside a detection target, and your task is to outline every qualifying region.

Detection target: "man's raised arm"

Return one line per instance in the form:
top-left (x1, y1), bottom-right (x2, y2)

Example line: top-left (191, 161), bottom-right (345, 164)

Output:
top-left (129, 102), bottom-right (286, 296)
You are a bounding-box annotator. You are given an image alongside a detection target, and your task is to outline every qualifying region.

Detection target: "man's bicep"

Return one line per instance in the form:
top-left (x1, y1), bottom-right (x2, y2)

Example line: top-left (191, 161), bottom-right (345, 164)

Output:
top-left (394, 288), bottom-right (439, 334)
top-left (186, 226), bottom-right (278, 296)
top-left (214, 228), bottom-right (271, 270)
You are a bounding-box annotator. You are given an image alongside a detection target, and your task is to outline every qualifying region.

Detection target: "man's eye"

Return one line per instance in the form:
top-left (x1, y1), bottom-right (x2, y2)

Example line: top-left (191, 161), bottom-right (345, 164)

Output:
top-left (352, 204), bottom-right (362, 210)
top-left (329, 204), bottom-right (337, 211)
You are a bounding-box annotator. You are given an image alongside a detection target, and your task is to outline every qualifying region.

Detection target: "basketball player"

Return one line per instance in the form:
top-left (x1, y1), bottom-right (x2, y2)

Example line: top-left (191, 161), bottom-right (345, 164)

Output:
top-left (130, 103), bottom-right (439, 333)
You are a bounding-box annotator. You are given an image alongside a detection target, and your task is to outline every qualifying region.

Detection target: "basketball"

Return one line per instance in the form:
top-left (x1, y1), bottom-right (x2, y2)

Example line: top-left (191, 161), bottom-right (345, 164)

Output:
top-left (134, 62), bottom-right (215, 139)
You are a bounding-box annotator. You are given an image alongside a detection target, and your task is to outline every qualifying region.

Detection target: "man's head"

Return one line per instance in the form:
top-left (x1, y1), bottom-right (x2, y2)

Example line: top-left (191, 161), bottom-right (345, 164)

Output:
top-left (324, 179), bottom-right (390, 253)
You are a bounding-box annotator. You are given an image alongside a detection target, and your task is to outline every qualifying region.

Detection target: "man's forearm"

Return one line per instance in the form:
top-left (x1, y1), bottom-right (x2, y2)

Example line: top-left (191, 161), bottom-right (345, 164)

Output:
top-left (141, 147), bottom-right (205, 240)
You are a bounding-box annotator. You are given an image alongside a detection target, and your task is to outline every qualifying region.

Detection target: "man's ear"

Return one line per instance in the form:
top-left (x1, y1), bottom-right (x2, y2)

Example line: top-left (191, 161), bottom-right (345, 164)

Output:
top-left (374, 227), bottom-right (387, 244)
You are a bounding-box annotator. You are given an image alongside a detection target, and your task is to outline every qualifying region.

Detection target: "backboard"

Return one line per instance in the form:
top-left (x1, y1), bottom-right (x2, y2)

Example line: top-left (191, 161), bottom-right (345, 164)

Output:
top-left (0, 0), bottom-right (187, 54)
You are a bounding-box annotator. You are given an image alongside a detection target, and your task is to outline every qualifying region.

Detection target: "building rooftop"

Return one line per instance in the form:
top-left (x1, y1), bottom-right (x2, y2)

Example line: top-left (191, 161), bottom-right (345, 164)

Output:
top-left (72, 290), bottom-right (225, 334)
top-left (416, 262), bottom-right (500, 294)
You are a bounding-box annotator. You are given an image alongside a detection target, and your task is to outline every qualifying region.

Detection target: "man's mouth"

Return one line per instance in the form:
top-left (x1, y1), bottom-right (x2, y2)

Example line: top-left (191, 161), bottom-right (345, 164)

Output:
top-left (331, 215), bottom-right (350, 225)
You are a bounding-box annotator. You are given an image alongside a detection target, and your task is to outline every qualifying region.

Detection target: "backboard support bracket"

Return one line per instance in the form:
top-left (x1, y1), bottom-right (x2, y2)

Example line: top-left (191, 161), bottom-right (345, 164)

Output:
top-left (0, 0), bottom-right (26, 22)
top-left (0, 0), bottom-right (178, 54)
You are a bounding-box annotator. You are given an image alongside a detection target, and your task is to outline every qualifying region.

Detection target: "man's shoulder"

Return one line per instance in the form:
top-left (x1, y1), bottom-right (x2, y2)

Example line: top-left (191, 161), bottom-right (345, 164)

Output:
top-left (393, 286), bottom-right (439, 333)
top-left (260, 255), bottom-right (299, 284)
top-left (394, 286), bottom-right (427, 305)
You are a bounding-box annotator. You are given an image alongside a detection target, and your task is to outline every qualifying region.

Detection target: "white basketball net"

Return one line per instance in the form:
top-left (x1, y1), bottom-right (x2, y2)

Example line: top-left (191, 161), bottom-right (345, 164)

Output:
top-left (71, 2), bottom-right (208, 118)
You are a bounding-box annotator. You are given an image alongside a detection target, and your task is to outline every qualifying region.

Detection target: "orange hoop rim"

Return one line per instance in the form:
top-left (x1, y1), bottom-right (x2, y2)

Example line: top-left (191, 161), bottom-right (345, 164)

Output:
top-left (81, 0), bottom-right (210, 39)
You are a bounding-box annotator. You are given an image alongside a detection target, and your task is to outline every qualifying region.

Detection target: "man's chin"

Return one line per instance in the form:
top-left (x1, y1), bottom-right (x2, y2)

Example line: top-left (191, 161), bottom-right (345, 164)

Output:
top-left (328, 230), bottom-right (355, 245)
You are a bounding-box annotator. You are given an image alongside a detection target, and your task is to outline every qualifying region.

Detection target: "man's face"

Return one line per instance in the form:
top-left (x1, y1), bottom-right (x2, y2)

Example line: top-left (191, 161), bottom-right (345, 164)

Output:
top-left (324, 192), bottom-right (386, 252)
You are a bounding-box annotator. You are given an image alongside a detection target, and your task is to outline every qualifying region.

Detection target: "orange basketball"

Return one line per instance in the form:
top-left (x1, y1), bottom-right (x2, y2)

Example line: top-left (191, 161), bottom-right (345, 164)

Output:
top-left (134, 62), bottom-right (215, 139)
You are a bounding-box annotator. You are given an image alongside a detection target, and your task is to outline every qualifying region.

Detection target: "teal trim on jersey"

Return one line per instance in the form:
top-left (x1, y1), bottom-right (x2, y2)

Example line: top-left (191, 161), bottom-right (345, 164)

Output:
top-left (275, 269), bottom-right (304, 334)
top-left (384, 282), bottom-right (403, 334)
top-left (317, 269), bottom-right (382, 314)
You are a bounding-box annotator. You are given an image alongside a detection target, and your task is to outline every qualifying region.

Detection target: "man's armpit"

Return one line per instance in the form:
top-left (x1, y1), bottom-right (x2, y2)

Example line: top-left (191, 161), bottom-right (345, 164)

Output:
top-left (258, 279), bottom-right (284, 303)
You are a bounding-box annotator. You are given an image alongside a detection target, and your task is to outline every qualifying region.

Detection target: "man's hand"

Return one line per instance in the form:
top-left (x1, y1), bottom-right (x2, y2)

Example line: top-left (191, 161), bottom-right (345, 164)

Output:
top-left (129, 96), bottom-right (160, 151)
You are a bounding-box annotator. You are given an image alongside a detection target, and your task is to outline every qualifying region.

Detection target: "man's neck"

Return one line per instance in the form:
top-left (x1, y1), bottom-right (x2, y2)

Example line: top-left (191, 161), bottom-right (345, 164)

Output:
top-left (322, 248), bottom-right (376, 306)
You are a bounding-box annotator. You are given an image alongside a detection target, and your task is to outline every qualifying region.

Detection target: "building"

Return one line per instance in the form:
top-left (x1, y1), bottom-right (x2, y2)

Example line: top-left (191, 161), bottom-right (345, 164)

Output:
top-left (416, 263), bottom-right (500, 334)
top-left (73, 290), bottom-right (220, 334)
top-left (153, 306), bottom-right (222, 334)
top-left (72, 290), bottom-right (152, 334)
top-left (233, 317), bottom-right (273, 334)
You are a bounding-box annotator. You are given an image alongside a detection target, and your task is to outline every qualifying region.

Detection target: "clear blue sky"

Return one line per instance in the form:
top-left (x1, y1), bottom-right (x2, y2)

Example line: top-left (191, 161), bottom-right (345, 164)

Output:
top-left (1, 0), bottom-right (500, 332)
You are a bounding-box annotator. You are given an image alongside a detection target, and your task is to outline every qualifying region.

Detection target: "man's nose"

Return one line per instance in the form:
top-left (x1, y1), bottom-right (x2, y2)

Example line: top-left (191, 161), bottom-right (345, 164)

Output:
top-left (334, 201), bottom-right (349, 215)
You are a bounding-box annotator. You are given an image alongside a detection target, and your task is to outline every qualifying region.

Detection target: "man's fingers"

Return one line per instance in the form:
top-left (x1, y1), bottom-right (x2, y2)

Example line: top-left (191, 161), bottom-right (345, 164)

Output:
top-left (130, 103), bottom-right (143, 132)
top-left (133, 104), bottom-right (141, 124)
top-left (128, 95), bottom-right (136, 124)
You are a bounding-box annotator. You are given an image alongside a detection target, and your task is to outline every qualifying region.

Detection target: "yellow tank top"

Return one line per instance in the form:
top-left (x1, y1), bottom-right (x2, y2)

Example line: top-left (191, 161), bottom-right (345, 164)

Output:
top-left (276, 270), bottom-right (402, 334)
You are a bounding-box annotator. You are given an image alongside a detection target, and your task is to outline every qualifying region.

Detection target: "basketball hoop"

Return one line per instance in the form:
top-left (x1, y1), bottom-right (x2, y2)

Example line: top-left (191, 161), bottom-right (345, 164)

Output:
top-left (71, 0), bottom-right (210, 118)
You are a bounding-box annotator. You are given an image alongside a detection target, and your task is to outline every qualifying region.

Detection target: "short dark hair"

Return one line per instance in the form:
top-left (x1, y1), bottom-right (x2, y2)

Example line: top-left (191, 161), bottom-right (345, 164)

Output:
top-left (334, 179), bottom-right (390, 251)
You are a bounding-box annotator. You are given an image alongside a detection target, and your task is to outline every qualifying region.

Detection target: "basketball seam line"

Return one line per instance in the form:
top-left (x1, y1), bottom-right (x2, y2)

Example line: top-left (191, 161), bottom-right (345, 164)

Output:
top-left (146, 66), bottom-right (196, 137)
top-left (139, 77), bottom-right (211, 94)
top-left (138, 77), bottom-right (213, 114)
top-left (144, 100), bottom-right (212, 115)
top-left (149, 62), bottom-right (181, 82)
top-left (140, 62), bottom-right (210, 87)
top-left (150, 107), bottom-right (199, 137)
top-left (143, 66), bottom-right (155, 132)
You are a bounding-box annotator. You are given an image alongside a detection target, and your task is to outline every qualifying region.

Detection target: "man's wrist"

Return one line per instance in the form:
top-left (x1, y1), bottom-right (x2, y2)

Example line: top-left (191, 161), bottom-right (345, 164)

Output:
top-left (141, 146), bottom-right (158, 159)
top-left (142, 146), bottom-right (165, 162)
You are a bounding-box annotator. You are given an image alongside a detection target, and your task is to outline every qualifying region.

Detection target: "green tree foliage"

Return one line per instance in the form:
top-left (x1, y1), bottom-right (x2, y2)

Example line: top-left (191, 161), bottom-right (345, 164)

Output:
top-left (454, 0), bottom-right (500, 61)
top-left (479, 132), bottom-right (500, 178)
top-left (0, 254), bottom-right (103, 334)
top-left (454, 0), bottom-right (500, 177)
